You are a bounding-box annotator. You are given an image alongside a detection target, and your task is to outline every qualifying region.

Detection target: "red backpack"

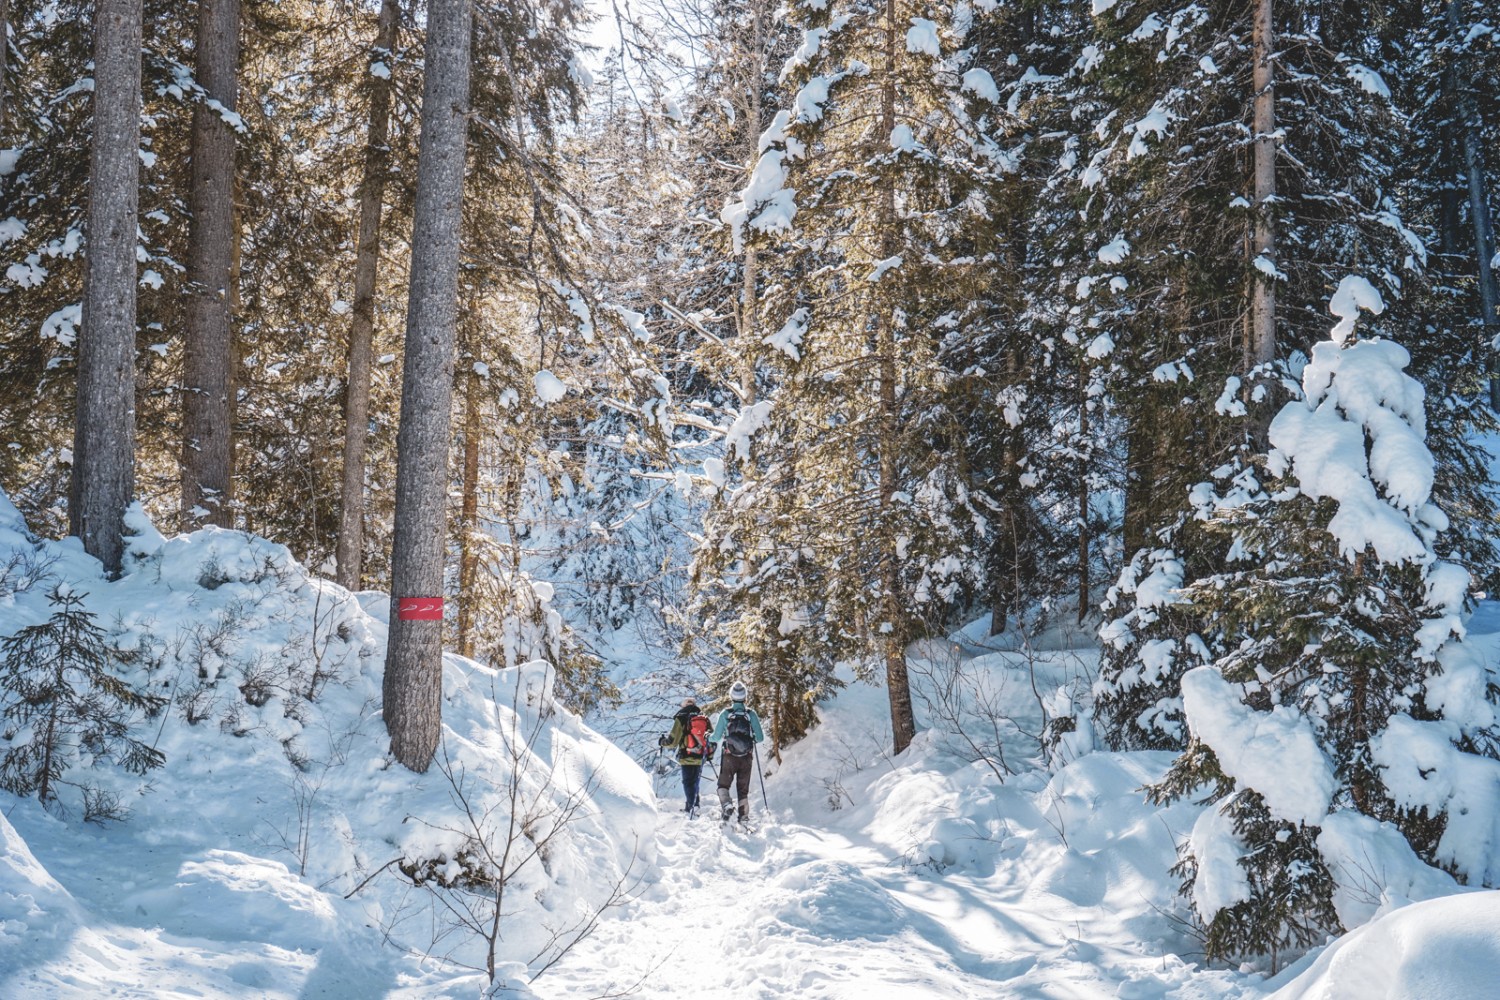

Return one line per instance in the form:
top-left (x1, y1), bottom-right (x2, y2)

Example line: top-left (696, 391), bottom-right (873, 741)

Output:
top-left (684, 714), bottom-right (711, 757)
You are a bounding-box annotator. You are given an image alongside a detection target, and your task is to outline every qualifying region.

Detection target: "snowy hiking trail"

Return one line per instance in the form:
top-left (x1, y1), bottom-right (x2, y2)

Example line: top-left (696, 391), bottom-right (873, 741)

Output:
top-left (532, 805), bottom-right (1018, 999)
top-left (532, 762), bottom-right (1251, 1000)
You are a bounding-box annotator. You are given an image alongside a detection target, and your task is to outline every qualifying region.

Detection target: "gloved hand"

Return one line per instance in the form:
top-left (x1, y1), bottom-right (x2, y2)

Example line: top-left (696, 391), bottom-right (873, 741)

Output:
top-left (658, 734), bottom-right (671, 748)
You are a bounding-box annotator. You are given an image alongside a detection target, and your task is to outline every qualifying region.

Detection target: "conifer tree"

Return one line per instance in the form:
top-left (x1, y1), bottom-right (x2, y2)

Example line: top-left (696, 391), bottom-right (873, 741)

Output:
top-left (0, 586), bottom-right (166, 806)
top-left (179, 0), bottom-right (241, 529)
top-left (1151, 278), bottom-right (1500, 962)
top-left (712, 0), bottom-right (1004, 754)
top-left (383, 0), bottom-right (472, 773)
top-left (1088, 0), bottom-right (1463, 754)
top-left (72, 0), bottom-right (141, 576)
top-left (336, 0), bottom-right (401, 593)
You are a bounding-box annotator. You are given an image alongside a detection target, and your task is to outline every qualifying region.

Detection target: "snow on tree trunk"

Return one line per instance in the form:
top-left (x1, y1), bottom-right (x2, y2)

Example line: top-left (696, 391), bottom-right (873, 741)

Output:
top-left (336, 0), bottom-right (401, 593)
top-left (180, 0), bottom-right (241, 529)
top-left (71, 0), bottom-right (141, 578)
top-left (383, 0), bottom-right (472, 773)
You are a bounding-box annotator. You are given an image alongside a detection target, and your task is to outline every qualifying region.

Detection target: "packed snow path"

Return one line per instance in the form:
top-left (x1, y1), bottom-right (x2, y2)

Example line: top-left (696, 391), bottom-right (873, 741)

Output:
top-left (535, 810), bottom-right (1011, 998)
top-left (532, 768), bottom-right (1248, 1000)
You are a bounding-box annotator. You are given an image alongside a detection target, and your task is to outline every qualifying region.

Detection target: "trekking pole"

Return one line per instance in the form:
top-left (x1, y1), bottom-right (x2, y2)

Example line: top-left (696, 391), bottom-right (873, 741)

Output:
top-left (753, 743), bottom-right (769, 810)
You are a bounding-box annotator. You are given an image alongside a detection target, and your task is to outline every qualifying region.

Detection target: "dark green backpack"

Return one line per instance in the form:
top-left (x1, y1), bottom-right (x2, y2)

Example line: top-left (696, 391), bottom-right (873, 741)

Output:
top-left (725, 709), bottom-right (754, 757)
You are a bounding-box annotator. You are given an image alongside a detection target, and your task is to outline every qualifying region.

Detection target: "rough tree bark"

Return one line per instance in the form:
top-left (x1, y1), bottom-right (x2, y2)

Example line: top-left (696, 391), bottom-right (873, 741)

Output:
top-left (733, 0), bottom-right (769, 408)
top-left (71, 0), bottom-right (142, 577)
top-left (877, 0), bottom-right (916, 757)
top-left (1076, 358), bottom-right (1090, 627)
top-left (383, 0), bottom-right (472, 773)
top-left (456, 324), bottom-right (482, 661)
top-left (1, 0), bottom-right (9, 135)
top-left (1248, 0), bottom-right (1276, 371)
top-left (336, 0), bottom-right (401, 591)
top-left (180, 0), bottom-right (241, 528)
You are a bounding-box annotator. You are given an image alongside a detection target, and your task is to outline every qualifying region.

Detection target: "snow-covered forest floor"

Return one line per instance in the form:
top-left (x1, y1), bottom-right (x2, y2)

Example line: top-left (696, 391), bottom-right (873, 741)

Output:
top-left (4, 492), bottom-right (1500, 999)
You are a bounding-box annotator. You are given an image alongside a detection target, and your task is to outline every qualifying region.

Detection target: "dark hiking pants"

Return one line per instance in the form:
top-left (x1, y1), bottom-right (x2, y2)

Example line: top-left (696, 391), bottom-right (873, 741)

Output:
top-left (680, 762), bottom-right (702, 812)
top-left (717, 750), bottom-right (753, 820)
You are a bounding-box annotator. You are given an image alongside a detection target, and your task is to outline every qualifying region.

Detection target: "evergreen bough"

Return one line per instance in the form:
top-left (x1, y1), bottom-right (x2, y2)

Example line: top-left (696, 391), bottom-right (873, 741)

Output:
top-left (0, 586), bottom-right (165, 809)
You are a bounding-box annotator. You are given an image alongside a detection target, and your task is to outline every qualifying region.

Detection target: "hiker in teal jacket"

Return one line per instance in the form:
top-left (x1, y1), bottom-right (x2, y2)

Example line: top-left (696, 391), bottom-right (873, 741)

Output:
top-left (711, 681), bottom-right (764, 823)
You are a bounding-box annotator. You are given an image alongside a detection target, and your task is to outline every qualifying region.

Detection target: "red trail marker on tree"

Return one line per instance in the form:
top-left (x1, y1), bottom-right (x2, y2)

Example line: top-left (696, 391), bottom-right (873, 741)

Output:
top-left (398, 598), bottom-right (444, 621)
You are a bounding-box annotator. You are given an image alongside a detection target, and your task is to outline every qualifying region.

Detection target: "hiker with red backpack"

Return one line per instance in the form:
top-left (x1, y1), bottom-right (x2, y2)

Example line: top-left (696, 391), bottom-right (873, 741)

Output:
top-left (659, 697), bottom-right (713, 815)
top-left (711, 681), bottom-right (764, 824)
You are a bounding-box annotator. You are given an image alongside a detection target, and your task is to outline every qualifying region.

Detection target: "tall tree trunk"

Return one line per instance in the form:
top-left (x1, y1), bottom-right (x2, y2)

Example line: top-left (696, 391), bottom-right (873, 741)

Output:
top-left (180, 0), bottom-right (240, 528)
top-left (1076, 358), bottom-right (1090, 627)
top-left (1446, 0), bottom-right (1500, 409)
top-left (71, 0), bottom-right (141, 578)
top-left (878, 0), bottom-right (915, 756)
top-left (337, 0), bottom-right (401, 591)
top-left (1438, 125), bottom-right (1463, 257)
top-left (383, 0), bottom-right (472, 773)
top-left (734, 0), bottom-right (767, 407)
top-left (1122, 416), bottom-right (1156, 557)
top-left (1, 0), bottom-right (9, 135)
top-left (1248, 0), bottom-right (1276, 372)
top-left (456, 336), bottom-right (481, 660)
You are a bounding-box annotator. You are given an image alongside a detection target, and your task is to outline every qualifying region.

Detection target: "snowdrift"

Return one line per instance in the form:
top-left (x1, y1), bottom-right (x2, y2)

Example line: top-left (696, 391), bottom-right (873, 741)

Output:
top-left (1268, 890), bottom-right (1500, 1000)
top-left (0, 490), bottom-right (656, 997)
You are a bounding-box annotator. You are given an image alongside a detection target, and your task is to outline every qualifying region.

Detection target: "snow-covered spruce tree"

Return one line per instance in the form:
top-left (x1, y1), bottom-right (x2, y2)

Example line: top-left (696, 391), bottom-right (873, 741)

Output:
top-left (1080, 0), bottom-right (1270, 750)
top-left (1416, 0), bottom-right (1499, 405)
top-left (1089, 0), bottom-right (1449, 752)
top-left (1151, 278), bottom-right (1500, 964)
top-left (705, 0), bottom-right (1006, 754)
top-left (0, 586), bottom-right (165, 810)
top-left (632, 0), bottom-right (846, 746)
top-left (935, 0), bottom-right (1094, 634)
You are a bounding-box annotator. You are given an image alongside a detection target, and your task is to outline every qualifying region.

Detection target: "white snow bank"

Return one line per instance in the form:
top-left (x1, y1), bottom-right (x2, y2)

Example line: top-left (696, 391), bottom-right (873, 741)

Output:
top-left (1315, 811), bottom-right (1460, 930)
top-left (1267, 891), bottom-right (1500, 1000)
top-left (0, 810), bottom-right (79, 947)
top-left (125, 850), bottom-right (337, 948)
top-left (0, 490), bottom-right (656, 995)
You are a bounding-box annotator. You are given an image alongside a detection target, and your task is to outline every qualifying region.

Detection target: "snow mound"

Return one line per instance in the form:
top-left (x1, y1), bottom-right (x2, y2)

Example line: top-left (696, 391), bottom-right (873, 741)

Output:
top-left (1269, 891), bottom-right (1500, 1000)
top-left (0, 490), bottom-right (657, 992)
top-left (764, 859), bottom-right (909, 940)
top-left (126, 850), bottom-right (336, 947)
top-left (0, 811), bottom-right (79, 946)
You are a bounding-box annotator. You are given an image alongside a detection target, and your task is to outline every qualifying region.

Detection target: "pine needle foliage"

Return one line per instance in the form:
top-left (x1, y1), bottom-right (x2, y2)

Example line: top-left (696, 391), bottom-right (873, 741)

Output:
top-left (0, 586), bottom-right (166, 808)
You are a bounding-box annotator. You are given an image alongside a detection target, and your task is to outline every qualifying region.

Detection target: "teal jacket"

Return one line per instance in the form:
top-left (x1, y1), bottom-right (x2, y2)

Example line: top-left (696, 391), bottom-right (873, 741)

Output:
top-left (711, 701), bottom-right (764, 744)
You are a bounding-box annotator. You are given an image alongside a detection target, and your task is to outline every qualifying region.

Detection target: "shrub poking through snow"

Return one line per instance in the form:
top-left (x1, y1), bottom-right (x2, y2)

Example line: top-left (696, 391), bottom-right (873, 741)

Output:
top-left (1150, 277), bottom-right (1500, 966)
top-left (0, 586), bottom-right (166, 813)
